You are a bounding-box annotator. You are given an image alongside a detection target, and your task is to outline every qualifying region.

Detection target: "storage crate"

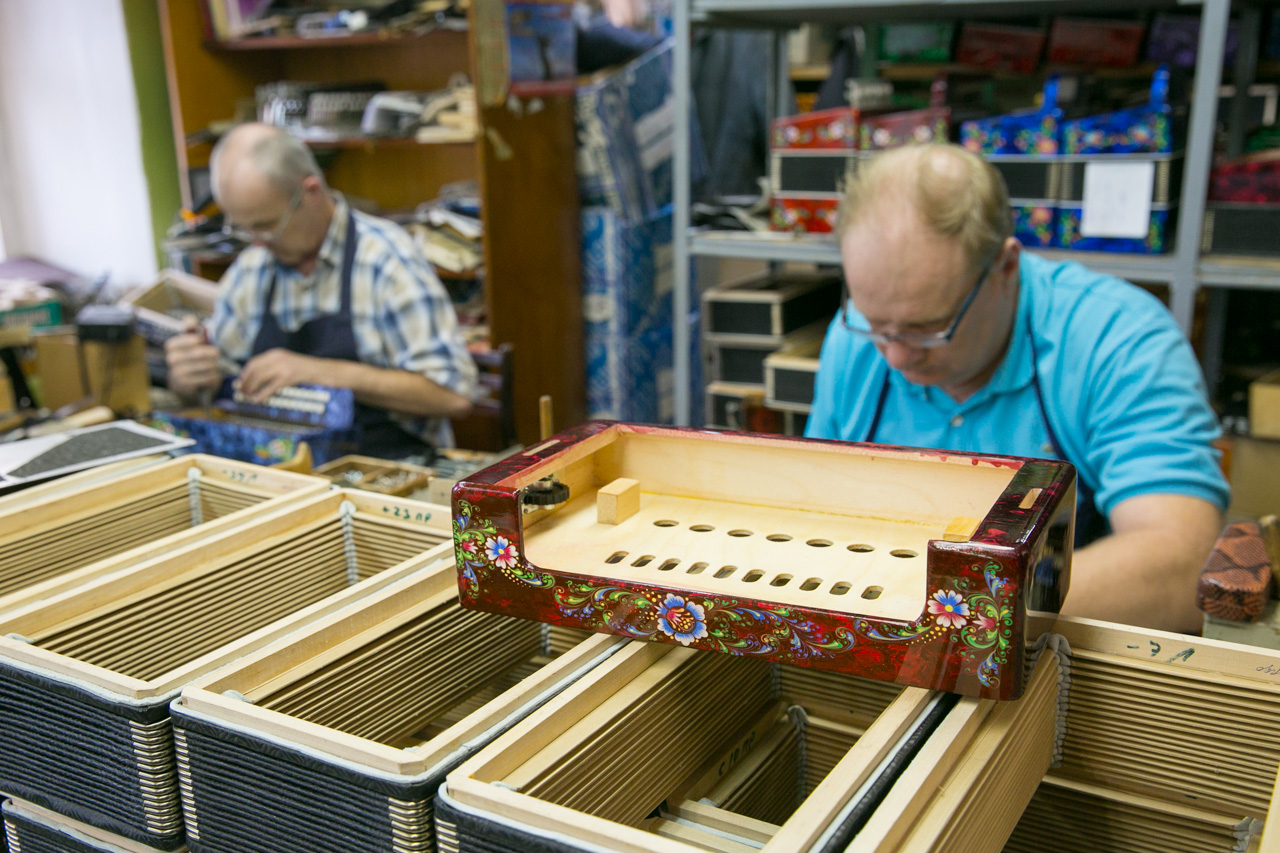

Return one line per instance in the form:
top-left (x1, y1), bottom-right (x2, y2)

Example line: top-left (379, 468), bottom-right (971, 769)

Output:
top-left (764, 325), bottom-right (826, 411)
top-left (709, 320), bottom-right (826, 387)
top-left (703, 271), bottom-right (842, 345)
top-left (878, 22), bottom-right (955, 63)
top-left (1046, 18), bottom-right (1145, 67)
top-left (1055, 154), bottom-right (1181, 254)
top-left (1202, 203), bottom-right (1280, 256)
top-left (955, 22), bottom-right (1047, 73)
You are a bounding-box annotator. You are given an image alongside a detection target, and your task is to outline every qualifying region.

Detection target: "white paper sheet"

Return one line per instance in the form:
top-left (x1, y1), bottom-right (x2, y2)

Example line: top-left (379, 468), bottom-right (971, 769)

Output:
top-left (1079, 161), bottom-right (1156, 240)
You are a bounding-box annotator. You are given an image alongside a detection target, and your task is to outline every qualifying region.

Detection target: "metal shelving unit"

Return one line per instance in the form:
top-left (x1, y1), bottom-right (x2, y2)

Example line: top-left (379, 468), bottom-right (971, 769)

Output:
top-left (672, 0), bottom-right (1257, 426)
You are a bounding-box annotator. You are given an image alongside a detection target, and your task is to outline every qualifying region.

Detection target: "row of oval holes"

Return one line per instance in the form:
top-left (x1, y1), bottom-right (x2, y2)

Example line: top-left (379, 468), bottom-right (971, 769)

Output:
top-left (604, 550), bottom-right (885, 599)
top-left (645, 519), bottom-right (919, 560)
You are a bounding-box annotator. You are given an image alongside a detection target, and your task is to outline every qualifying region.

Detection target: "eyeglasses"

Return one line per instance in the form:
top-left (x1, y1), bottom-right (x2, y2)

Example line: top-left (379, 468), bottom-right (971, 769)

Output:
top-left (839, 255), bottom-right (996, 349)
top-left (222, 186), bottom-right (303, 244)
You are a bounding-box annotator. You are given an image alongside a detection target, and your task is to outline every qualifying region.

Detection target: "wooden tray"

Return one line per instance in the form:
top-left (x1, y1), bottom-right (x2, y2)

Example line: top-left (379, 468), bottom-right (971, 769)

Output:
top-left (0, 490), bottom-right (450, 849)
top-left (0, 453), bottom-right (328, 612)
top-left (315, 453), bottom-right (433, 497)
top-left (452, 422), bottom-right (1076, 700)
top-left (173, 559), bottom-right (624, 853)
top-left (440, 640), bottom-right (1063, 853)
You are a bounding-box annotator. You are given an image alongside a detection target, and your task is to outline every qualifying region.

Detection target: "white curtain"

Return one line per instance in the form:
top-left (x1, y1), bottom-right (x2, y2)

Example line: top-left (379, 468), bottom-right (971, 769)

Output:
top-left (0, 0), bottom-right (157, 286)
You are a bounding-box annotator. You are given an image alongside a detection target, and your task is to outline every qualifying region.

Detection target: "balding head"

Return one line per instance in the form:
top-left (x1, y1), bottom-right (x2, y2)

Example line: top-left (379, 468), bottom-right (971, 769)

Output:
top-left (838, 144), bottom-right (1013, 277)
top-left (210, 123), bottom-right (325, 205)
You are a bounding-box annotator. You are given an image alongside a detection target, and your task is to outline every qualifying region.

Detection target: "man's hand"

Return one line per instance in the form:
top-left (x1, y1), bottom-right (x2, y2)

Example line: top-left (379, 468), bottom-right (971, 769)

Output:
top-left (164, 317), bottom-right (221, 399)
top-left (237, 348), bottom-right (320, 404)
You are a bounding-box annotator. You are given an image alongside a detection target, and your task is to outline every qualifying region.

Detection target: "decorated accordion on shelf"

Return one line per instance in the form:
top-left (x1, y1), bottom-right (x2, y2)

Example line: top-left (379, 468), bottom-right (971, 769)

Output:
top-left (152, 383), bottom-right (358, 466)
top-left (451, 422), bottom-right (1077, 701)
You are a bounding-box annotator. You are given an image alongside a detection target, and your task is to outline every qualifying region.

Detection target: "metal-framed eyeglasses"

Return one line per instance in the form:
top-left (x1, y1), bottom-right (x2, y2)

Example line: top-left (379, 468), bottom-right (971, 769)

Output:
top-left (222, 186), bottom-right (304, 245)
top-left (839, 254), bottom-right (997, 349)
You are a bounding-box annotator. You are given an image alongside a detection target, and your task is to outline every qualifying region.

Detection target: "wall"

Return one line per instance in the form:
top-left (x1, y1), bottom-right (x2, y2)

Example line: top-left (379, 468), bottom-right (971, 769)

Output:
top-left (0, 0), bottom-right (159, 288)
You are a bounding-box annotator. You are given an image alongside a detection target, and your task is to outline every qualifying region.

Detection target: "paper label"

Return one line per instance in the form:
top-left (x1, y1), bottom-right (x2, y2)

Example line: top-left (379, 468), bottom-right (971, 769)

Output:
top-left (1080, 161), bottom-right (1155, 239)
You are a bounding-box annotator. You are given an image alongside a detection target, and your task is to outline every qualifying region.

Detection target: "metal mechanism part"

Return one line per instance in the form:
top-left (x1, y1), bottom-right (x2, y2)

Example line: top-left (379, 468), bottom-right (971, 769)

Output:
top-left (521, 475), bottom-right (569, 513)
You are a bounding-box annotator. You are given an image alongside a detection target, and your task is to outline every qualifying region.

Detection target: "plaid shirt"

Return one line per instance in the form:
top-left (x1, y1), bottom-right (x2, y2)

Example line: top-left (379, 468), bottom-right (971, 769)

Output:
top-left (209, 196), bottom-right (477, 448)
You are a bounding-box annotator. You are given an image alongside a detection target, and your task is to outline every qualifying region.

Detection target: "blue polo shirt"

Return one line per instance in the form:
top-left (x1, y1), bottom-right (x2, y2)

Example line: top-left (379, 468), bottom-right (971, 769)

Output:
top-left (806, 252), bottom-right (1229, 516)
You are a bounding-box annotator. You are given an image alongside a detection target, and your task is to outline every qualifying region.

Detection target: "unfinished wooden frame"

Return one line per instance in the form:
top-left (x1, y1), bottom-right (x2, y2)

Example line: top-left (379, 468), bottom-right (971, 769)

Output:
top-left (171, 558), bottom-right (624, 852)
top-left (0, 454), bottom-right (327, 612)
top-left (441, 641), bottom-right (1061, 853)
top-left (0, 490), bottom-right (450, 849)
top-left (452, 422), bottom-right (1076, 699)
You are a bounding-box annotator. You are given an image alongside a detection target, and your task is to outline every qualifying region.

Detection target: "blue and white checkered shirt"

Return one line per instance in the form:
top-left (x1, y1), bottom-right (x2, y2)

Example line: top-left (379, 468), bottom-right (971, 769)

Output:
top-left (209, 196), bottom-right (478, 448)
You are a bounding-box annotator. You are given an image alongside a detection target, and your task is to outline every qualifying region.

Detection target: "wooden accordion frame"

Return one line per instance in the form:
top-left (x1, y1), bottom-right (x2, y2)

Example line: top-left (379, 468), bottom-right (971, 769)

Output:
top-left (451, 422), bottom-right (1076, 700)
top-left (0, 490), bottom-right (450, 850)
top-left (172, 555), bottom-right (623, 853)
top-left (0, 453), bottom-right (327, 613)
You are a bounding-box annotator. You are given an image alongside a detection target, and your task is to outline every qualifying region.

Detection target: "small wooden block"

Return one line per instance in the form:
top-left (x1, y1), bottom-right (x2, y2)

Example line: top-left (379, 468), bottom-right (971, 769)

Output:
top-left (597, 478), bottom-right (640, 525)
top-left (943, 517), bottom-right (981, 542)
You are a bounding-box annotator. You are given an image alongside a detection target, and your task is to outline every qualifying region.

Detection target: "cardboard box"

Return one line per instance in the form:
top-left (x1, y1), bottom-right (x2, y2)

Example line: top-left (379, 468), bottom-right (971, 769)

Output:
top-left (1229, 436), bottom-right (1280, 518)
top-left (1250, 370), bottom-right (1280, 440)
top-left (34, 332), bottom-right (150, 415)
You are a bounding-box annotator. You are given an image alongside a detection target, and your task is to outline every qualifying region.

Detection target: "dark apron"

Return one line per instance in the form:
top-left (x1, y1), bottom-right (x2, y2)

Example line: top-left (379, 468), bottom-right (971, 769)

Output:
top-left (249, 212), bottom-right (434, 461)
top-left (864, 326), bottom-right (1108, 549)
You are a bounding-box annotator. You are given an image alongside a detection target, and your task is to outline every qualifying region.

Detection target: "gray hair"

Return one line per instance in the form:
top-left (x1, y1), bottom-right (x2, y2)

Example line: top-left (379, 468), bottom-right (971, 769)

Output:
top-left (838, 144), bottom-right (1013, 277)
top-left (209, 124), bottom-right (325, 200)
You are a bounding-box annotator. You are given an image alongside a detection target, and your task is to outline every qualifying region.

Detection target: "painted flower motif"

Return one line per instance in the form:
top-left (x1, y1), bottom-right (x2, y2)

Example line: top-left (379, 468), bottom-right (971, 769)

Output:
top-left (928, 589), bottom-right (970, 629)
top-left (656, 594), bottom-right (709, 646)
top-left (461, 539), bottom-right (479, 555)
top-left (977, 614), bottom-right (997, 633)
top-left (485, 536), bottom-right (519, 569)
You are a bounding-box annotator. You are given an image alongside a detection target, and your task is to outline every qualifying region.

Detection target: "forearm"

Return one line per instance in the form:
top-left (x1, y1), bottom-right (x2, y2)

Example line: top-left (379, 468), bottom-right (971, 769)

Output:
top-left (1061, 496), bottom-right (1223, 634)
top-left (318, 358), bottom-right (472, 418)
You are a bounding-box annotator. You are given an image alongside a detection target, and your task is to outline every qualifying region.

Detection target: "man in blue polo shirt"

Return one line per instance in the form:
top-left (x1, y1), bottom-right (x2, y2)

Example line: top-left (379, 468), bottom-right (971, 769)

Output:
top-left (807, 144), bottom-right (1228, 634)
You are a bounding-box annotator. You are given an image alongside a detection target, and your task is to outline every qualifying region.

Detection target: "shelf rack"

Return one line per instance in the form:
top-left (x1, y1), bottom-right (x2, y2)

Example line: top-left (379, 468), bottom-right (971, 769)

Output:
top-left (672, 0), bottom-right (1250, 425)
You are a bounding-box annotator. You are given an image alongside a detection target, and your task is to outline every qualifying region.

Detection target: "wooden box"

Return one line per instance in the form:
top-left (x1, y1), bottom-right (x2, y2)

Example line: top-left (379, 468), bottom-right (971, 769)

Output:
top-left (0, 490), bottom-right (451, 850)
top-left (119, 270), bottom-right (220, 347)
top-left (172, 558), bottom-right (624, 853)
top-left (438, 640), bottom-right (1064, 853)
top-left (1251, 369), bottom-right (1280, 440)
top-left (764, 327), bottom-right (825, 412)
top-left (1201, 202), bottom-right (1280, 256)
top-left (703, 272), bottom-right (842, 345)
top-left (708, 321), bottom-right (826, 388)
top-left (315, 453), bottom-right (434, 497)
top-left (0, 454), bottom-right (327, 614)
top-left (3, 798), bottom-right (186, 853)
top-left (451, 422), bottom-right (1076, 700)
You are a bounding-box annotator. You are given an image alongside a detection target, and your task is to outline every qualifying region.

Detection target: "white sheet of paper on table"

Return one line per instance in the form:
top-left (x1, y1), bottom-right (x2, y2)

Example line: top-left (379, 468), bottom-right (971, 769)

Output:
top-left (1079, 160), bottom-right (1156, 239)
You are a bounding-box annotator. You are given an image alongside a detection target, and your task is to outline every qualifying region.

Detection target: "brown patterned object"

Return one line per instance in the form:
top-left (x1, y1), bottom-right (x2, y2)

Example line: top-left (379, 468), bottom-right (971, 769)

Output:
top-left (1196, 522), bottom-right (1273, 621)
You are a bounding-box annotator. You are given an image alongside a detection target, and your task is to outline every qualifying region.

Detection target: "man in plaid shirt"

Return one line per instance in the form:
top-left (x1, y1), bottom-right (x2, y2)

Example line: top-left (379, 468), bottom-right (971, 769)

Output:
top-left (165, 123), bottom-right (477, 456)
